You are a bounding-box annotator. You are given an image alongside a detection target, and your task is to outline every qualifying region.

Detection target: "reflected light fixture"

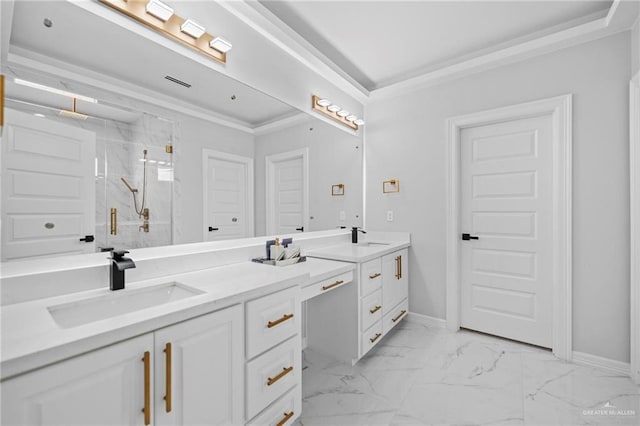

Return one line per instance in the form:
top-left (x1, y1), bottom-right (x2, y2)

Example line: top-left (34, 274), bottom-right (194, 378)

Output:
top-left (311, 95), bottom-right (361, 131)
top-left (145, 0), bottom-right (173, 22)
top-left (180, 19), bottom-right (206, 38)
top-left (210, 37), bottom-right (233, 53)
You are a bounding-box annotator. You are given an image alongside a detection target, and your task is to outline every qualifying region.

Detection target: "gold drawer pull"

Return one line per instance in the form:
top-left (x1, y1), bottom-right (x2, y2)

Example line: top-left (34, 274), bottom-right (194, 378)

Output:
top-left (277, 411), bottom-right (295, 426)
top-left (392, 310), bottom-right (407, 323)
top-left (369, 272), bottom-right (381, 279)
top-left (142, 351), bottom-right (151, 425)
top-left (322, 280), bottom-right (344, 291)
top-left (395, 256), bottom-right (402, 279)
top-left (267, 313), bottom-right (294, 328)
top-left (369, 333), bottom-right (382, 343)
top-left (369, 305), bottom-right (382, 314)
top-left (267, 366), bottom-right (294, 386)
top-left (164, 342), bottom-right (172, 413)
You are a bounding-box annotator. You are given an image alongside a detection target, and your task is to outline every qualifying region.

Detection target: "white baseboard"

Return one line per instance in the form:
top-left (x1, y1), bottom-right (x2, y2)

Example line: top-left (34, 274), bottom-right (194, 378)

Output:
top-left (406, 312), bottom-right (447, 328)
top-left (572, 351), bottom-right (631, 376)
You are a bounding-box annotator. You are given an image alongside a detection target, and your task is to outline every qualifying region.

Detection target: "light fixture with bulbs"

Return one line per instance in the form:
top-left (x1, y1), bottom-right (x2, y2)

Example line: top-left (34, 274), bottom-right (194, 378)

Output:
top-left (311, 95), bottom-right (363, 130)
top-left (99, 0), bottom-right (232, 64)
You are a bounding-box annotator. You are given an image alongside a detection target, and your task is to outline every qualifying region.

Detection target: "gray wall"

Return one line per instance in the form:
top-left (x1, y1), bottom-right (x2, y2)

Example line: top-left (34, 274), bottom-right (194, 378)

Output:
top-left (633, 18), bottom-right (639, 75)
top-left (365, 32), bottom-right (631, 362)
top-left (175, 115), bottom-right (254, 244)
top-left (254, 117), bottom-right (363, 237)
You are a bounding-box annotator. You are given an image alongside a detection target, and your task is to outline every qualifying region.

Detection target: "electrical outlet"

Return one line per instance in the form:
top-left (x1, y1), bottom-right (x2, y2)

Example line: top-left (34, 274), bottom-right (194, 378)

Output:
top-left (387, 210), bottom-right (394, 222)
top-left (339, 211), bottom-right (346, 221)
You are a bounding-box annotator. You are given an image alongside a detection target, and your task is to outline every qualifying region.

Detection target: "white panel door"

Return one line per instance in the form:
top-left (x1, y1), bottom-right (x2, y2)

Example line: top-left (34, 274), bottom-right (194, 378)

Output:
top-left (266, 149), bottom-right (308, 235)
top-left (205, 154), bottom-right (252, 241)
top-left (1, 334), bottom-right (152, 426)
top-left (460, 114), bottom-right (553, 348)
top-left (1, 109), bottom-right (96, 260)
top-left (154, 305), bottom-right (243, 426)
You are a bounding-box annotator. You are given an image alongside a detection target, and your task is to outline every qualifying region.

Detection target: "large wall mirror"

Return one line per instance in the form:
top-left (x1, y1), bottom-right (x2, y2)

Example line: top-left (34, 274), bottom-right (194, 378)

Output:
top-left (1, 0), bottom-right (362, 262)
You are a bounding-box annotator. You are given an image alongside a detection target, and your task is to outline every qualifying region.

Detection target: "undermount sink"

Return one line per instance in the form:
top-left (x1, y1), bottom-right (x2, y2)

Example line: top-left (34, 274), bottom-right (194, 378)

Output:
top-left (48, 282), bottom-right (205, 328)
top-left (357, 242), bottom-right (391, 247)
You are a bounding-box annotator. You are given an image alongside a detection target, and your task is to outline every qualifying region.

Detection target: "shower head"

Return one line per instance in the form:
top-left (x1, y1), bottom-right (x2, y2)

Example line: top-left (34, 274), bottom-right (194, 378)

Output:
top-left (121, 177), bottom-right (138, 193)
top-left (59, 97), bottom-right (88, 120)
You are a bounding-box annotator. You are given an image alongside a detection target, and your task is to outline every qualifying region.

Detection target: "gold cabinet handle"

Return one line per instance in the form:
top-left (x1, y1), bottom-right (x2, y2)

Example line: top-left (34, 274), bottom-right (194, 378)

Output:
top-left (395, 256), bottom-right (402, 279)
top-left (164, 343), bottom-right (172, 413)
top-left (369, 305), bottom-right (382, 314)
top-left (322, 280), bottom-right (344, 291)
top-left (267, 366), bottom-right (293, 386)
top-left (369, 272), bottom-right (381, 279)
top-left (369, 333), bottom-right (382, 343)
top-left (110, 208), bottom-right (117, 235)
top-left (392, 310), bottom-right (407, 323)
top-left (267, 313), bottom-right (294, 328)
top-left (277, 411), bottom-right (295, 426)
top-left (142, 351), bottom-right (151, 425)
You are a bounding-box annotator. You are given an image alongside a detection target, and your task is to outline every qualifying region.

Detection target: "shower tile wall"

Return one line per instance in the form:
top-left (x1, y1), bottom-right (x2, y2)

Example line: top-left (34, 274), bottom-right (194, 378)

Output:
top-left (104, 114), bottom-right (175, 250)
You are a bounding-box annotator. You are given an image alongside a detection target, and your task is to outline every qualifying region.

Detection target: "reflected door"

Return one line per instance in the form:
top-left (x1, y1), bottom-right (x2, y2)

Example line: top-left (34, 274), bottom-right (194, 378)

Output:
top-left (460, 114), bottom-right (553, 348)
top-left (1, 109), bottom-right (96, 261)
top-left (266, 149), bottom-right (309, 235)
top-left (204, 151), bottom-right (253, 241)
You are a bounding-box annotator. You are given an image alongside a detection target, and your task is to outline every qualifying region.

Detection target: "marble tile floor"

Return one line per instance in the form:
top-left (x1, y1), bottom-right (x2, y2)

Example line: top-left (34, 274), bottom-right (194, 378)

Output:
top-left (296, 320), bottom-right (639, 426)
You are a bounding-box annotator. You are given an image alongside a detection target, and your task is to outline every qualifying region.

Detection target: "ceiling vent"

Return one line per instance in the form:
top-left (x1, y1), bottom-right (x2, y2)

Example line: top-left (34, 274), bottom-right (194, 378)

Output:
top-left (164, 75), bottom-right (191, 88)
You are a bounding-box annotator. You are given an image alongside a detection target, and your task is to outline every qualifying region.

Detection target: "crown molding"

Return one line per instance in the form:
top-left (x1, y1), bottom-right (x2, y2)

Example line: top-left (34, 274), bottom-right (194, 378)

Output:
top-left (253, 111), bottom-right (309, 136)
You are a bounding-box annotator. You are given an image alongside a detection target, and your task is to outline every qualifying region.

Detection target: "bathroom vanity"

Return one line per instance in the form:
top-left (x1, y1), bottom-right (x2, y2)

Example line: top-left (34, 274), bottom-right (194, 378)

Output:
top-left (0, 230), bottom-right (406, 426)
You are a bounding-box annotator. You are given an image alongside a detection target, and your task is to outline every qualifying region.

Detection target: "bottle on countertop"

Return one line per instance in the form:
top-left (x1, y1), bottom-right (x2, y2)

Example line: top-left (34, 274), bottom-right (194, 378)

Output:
top-left (271, 237), bottom-right (285, 260)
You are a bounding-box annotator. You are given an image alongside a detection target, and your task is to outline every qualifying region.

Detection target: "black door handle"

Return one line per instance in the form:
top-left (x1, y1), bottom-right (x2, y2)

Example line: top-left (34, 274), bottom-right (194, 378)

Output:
top-left (462, 233), bottom-right (479, 241)
top-left (295, 227), bottom-right (304, 232)
top-left (80, 235), bottom-right (95, 242)
top-left (208, 227), bottom-right (219, 232)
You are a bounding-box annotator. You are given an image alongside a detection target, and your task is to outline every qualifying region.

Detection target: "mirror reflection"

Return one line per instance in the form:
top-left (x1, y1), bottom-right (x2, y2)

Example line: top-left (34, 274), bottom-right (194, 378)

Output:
top-left (1, 0), bottom-right (362, 261)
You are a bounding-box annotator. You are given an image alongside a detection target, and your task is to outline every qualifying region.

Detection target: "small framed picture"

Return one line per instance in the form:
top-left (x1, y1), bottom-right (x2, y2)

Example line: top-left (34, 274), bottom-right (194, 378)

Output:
top-left (332, 184), bottom-right (345, 196)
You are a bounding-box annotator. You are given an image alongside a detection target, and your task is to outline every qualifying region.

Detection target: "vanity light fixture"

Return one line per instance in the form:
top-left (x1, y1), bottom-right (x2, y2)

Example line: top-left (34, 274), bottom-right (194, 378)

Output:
top-left (180, 19), bottom-right (206, 39)
top-left (99, 0), bottom-right (230, 64)
top-left (14, 78), bottom-right (98, 103)
top-left (311, 95), bottom-right (361, 131)
top-left (354, 118), bottom-right (365, 126)
top-left (210, 37), bottom-right (233, 53)
top-left (145, 0), bottom-right (173, 22)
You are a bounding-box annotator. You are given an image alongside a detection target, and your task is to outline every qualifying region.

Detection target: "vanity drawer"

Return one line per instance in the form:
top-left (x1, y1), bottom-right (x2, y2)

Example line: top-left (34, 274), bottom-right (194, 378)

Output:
top-left (359, 258), bottom-right (382, 296)
top-left (301, 270), bottom-right (353, 301)
top-left (246, 286), bottom-right (299, 359)
top-left (246, 336), bottom-right (300, 420)
top-left (360, 321), bottom-right (383, 357)
top-left (383, 298), bottom-right (408, 335)
top-left (360, 289), bottom-right (382, 331)
top-left (247, 385), bottom-right (301, 426)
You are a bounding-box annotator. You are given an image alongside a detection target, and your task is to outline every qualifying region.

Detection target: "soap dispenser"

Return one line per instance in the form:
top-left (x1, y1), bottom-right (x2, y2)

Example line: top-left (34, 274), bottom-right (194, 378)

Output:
top-left (271, 238), bottom-right (285, 260)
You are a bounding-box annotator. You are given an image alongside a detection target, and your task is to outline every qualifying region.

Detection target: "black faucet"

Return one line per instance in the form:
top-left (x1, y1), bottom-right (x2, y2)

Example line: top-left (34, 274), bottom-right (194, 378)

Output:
top-left (110, 250), bottom-right (136, 291)
top-left (351, 227), bottom-right (366, 244)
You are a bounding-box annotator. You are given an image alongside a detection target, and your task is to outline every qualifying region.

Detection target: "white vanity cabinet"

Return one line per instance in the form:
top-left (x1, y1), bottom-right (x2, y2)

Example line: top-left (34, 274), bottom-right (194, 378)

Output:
top-left (1, 305), bottom-right (243, 426)
top-left (358, 248), bottom-right (409, 359)
top-left (244, 286), bottom-right (301, 426)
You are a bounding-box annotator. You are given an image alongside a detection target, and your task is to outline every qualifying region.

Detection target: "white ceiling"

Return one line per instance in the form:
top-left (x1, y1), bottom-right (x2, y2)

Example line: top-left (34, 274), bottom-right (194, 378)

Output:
top-left (260, 0), bottom-right (613, 91)
top-left (7, 0), bottom-right (297, 127)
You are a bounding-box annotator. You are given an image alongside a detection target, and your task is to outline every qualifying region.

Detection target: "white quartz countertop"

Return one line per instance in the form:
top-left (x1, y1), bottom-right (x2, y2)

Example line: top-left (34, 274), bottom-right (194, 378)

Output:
top-left (1, 257), bottom-right (351, 380)
top-left (306, 236), bottom-right (410, 263)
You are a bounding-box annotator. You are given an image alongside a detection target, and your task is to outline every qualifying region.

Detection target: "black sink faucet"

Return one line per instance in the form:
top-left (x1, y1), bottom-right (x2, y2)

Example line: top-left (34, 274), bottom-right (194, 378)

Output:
top-left (351, 227), bottom-right (366, 244)
top-left (110, 250), bottom-right (136, 291)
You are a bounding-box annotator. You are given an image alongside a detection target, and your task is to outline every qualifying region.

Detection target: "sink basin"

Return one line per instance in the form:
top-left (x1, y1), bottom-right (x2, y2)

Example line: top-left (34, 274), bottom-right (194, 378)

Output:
top-left (48, 282), bottom-right (204, 328)
top-left (357, 242), bottom-right (390, 247)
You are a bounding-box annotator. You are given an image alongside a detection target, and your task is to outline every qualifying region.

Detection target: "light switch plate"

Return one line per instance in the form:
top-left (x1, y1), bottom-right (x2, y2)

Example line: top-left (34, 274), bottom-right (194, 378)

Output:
top-left (387, 210), bottom-right (394, 222)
